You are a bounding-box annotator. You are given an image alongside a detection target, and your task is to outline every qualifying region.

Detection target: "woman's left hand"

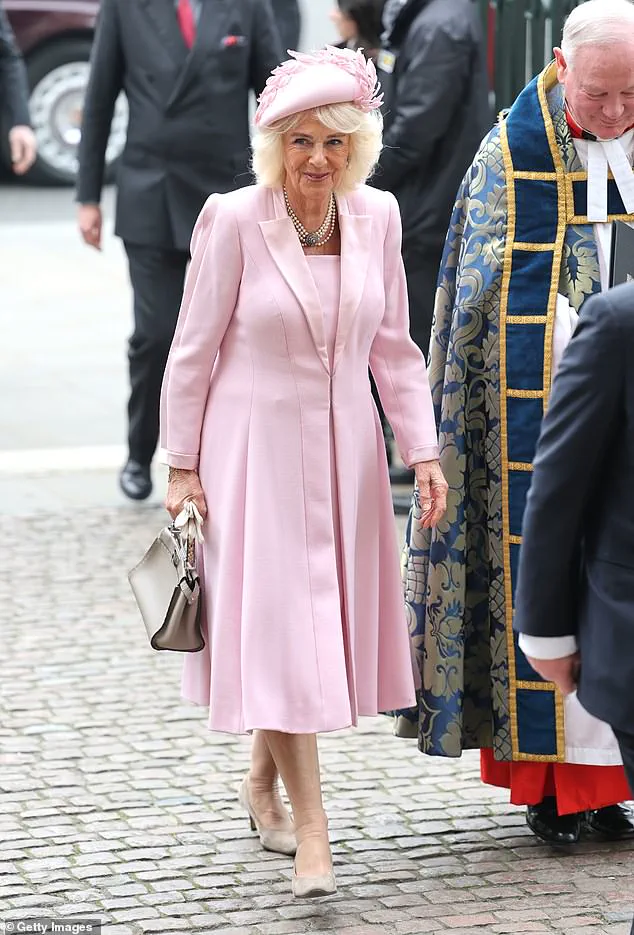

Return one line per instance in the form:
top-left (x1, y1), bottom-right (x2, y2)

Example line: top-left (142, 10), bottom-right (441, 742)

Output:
top-left (413, 459), bottom-right (448, 528)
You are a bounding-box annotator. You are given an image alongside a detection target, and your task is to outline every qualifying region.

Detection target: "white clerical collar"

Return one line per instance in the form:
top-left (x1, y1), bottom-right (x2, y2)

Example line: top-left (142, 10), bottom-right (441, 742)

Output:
top-left (574, 130), bottom-right (634, 222)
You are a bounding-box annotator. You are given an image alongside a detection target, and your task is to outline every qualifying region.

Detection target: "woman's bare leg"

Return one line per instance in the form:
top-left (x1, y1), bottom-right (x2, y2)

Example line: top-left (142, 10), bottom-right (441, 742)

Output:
top-left (247, 731), bottom-right (293, 830)
top-left (262, 731), bottom-right (332, 877)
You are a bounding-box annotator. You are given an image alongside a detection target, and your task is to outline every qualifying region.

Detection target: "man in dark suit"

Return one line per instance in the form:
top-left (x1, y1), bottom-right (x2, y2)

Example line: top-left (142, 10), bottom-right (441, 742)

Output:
top-left (374, 0), bottom-right (489, 354)
top-left (77, 0), bottom-right (282, 501)
top-left (0, 2), bottom-right (36, 175)
top-left (514, 283), bottom-right (634, 896)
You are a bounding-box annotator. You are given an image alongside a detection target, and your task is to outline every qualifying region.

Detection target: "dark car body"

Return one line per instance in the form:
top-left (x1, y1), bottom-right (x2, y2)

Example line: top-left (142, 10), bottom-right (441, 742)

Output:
top-left (4, 0), bottom-right (127, 184)
top-left (6, 0), bottom-right (98, 53)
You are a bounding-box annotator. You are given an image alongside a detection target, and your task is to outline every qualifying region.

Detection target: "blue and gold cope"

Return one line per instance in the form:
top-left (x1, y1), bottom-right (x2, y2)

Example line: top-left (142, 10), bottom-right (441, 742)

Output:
top-left (399, 62), bottom-right (634, 763)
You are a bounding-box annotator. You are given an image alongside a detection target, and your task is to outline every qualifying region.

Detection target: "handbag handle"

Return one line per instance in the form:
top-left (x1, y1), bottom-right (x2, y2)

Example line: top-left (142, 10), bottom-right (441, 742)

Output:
top-left (172, 500), bottom-right (205, 566)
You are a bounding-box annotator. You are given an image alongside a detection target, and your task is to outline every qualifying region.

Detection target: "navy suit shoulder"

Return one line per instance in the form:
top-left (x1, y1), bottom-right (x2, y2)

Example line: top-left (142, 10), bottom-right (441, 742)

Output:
top-left (600, 279), bottom-right (634, 328)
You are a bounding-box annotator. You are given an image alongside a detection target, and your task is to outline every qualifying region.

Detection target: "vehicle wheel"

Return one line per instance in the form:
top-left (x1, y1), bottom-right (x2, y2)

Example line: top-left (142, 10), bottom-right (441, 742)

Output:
top-left (24, 38), bottom-right (128, 186)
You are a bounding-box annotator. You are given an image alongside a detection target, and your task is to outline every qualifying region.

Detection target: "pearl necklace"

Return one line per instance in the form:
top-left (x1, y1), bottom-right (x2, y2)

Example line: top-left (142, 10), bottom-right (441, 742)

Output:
top-left (283, 188), bottom-right (336, 247)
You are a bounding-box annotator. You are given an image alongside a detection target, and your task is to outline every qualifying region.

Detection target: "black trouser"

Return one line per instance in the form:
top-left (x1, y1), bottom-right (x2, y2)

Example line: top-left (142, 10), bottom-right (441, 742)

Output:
top-left (124, 243), bottom-right (189, 466)
top-left (403, 244), bottom-right (445, 354)
top-left (612, 728), bottom-right (634, 935)
top-left (373, 244), bottom-right (444, 465)
top-left (370, 373), bottom-right (391, 465)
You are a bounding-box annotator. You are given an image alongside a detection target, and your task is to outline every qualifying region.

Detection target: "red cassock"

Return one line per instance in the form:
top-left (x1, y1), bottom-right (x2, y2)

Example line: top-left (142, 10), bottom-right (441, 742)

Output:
top-left (481, 750), bottom-right (632, 815)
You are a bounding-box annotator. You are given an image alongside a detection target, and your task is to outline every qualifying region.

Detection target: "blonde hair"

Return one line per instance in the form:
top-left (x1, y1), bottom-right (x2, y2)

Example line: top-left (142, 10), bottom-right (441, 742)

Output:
top-left (251, 102), bottom-right (383, 193)
top-left (561, 0), bottom-right (634, 67)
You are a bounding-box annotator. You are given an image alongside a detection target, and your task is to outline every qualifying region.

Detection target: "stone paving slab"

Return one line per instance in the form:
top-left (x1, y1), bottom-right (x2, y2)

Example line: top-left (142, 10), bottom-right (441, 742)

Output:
top-left (1, 504), bottom-right (633, 935)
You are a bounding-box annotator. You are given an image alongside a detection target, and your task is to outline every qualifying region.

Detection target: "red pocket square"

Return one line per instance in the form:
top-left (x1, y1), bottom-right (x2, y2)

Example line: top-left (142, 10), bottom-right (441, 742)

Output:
top-left (222, 34), bottom-right (247, 47)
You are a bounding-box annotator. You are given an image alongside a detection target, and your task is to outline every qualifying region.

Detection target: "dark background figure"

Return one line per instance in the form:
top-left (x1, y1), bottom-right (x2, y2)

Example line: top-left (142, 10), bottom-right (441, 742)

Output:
top-left (514, 283), bottom-right (634, 929)
top-left (374, 0), bottom-right (489, 353)
top-left (0, 1), bottom-right (36, 176)
top-left (330, 0), bottom-right (385, 62)
top-left (76, 0), bottom-right (283, 503)
top-left (271, 0), bottom-right (302, 52)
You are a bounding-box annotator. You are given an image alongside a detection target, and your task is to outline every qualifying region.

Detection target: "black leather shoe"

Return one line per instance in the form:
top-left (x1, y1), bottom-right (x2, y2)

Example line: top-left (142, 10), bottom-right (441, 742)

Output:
top-left (585, 803), bottom-right (634, 839)
top-left (389, 465), bottom-right (415, 485)
top-left (526, 797), bottom-right (581, 844)
top-left (119, 459), bottom-right (152, 501)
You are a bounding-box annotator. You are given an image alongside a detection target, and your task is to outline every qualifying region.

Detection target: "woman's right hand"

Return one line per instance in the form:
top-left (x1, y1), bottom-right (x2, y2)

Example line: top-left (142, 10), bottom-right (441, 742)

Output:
top-left (165, 468), bottom-right (208, 521)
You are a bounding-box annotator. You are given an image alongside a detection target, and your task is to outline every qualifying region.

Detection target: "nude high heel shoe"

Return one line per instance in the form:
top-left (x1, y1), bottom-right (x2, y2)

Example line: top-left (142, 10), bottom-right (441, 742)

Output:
top-left (238, 777), bottom-right (297, 856)
top-left (291, 866), bottom-right (337, 899)
top-left (291, 834), bottom-right (337, 898)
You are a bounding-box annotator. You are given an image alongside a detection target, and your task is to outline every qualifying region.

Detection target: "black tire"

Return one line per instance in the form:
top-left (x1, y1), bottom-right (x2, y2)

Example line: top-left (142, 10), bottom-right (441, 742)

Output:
top-left (24, 37), bottom-right (126, 186)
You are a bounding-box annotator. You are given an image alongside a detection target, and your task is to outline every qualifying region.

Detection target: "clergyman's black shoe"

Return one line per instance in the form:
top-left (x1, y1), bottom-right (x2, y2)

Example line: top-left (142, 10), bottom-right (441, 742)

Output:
top-left (526, 797), bottom-right (581, 844)
top-left (119, 459), bottom-right (152, 501)
top-left (585, 803), bottom-right (634, 839)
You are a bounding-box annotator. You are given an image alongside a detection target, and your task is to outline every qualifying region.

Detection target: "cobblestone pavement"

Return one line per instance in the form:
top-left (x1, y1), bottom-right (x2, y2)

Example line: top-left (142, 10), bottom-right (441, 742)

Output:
top-left (2, 504), bottom-right (633, 935)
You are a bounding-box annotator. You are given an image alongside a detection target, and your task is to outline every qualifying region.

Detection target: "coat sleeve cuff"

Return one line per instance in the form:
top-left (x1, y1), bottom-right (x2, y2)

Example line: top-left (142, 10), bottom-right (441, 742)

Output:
top-left (158, 448), bottom-right (199, 470)
top-left (518, 634), bottom-right (578, 660)
top-left (405, 445), bottom-right (439, 467)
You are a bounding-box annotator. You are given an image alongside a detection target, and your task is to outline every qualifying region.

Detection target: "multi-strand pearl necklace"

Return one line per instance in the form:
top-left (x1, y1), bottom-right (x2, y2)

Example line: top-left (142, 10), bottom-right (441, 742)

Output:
top-left (283, 187), bottom-right (336, 247)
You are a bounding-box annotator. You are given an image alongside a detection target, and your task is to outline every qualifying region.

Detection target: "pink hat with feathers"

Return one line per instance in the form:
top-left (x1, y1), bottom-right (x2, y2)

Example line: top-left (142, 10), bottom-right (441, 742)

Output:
top-left (254, 46), bottom-right (383, 128)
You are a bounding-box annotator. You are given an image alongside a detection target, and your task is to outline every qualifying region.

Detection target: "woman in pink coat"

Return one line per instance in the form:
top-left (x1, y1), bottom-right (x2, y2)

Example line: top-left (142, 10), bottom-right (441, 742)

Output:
top-left (160, 46), bottom-right (447, 899)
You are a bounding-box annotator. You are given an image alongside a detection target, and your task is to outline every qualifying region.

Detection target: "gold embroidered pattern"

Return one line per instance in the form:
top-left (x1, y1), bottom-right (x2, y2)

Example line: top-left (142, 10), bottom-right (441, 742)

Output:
top-left (507, 316), bottom-right (548, 324)
top-left (499, 117), bottom-right (521, 760)
top-left (514, 242), bottom-right (557, 252)
top-left (499, 61), bottom-right (566, 763)
top-left (507, 389), bottom-right (544, 399)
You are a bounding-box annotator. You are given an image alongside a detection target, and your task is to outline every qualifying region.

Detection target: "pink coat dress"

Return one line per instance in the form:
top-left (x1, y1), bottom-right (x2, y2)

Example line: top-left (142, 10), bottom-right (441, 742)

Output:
top-left (159, 183), bottom-right (438, 735)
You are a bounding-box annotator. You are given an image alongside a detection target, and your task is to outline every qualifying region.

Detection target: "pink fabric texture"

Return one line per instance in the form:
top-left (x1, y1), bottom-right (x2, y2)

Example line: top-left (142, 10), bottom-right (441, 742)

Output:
top-left (159, 184), bottom-right (438, 734)
top-left (254, 46), bottom-right (383, 127)
top-left (307, 255), bottom-right (340, 367)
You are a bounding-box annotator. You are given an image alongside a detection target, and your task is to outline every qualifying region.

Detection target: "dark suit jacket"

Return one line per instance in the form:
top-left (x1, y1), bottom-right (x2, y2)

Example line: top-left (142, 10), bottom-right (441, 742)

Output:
top-left (514, 282), bottom-right (634, 735)
top-left (374, 0), bottom-right (489, 255)
top-left (76, 0), bottom-right (283, 251)
top-left (0, 4), bottom-right (31, 129)
top-left (270, 0), bottom-right (300, 52)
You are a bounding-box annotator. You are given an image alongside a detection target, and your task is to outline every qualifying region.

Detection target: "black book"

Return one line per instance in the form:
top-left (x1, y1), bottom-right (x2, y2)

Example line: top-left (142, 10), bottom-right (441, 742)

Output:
top-left (610, 220), bottom-right (634, 287)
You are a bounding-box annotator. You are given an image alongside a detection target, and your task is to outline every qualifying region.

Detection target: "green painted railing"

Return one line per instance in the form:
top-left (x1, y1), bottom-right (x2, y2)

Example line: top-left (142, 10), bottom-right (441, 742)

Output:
top-left (480, 0), bottom-right (584, 110)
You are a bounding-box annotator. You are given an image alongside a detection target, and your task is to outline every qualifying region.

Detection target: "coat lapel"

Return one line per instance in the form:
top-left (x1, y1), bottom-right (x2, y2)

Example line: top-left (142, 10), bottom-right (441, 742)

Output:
top-left (332, 194), bottom-right (372, 372)
top-left (139, 0), bottom-right (188, 67)
top-left (259, 190), bottom-right (330, 373)
top-left (166, 0), bottom-right (217, 110)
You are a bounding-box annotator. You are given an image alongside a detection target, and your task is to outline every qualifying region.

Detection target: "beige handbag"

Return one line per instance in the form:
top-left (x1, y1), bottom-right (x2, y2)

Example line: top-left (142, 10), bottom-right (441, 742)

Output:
top-left (128, 501), bottom-right (205, 652)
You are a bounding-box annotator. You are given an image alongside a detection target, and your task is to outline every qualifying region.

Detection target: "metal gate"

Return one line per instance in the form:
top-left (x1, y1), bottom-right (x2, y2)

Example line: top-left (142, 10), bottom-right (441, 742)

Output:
top-left (480, 0), bottom-right (584, 110)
